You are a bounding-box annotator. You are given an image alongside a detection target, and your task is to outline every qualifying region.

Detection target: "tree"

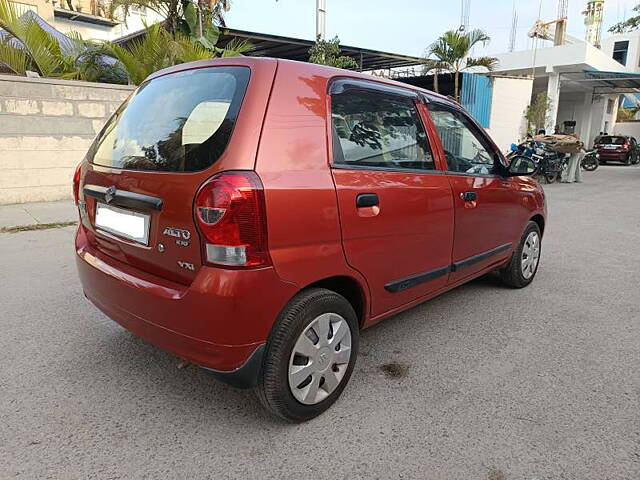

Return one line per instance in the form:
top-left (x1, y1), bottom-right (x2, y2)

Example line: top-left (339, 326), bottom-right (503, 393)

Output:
top-left (425, 29), bottom-right (498, 100)
top-left (0, 0), bottom-right (124, 82)
top-left (525, 92), bottom-right (552, 134)
top-left (421, 58), bottom-right (448, 94)
top-left (106, 0), bottom-right (250, 84)
top-left (617, 107), bottom-right (640, 122)
top-left (106, 23), bottom-right (249, 85)
top-left (109, 0), bottom-right (234, 46)
top-left (309, 35), bottom-right (358, 69)
top-left (609, 4), bottom-right (640, 33)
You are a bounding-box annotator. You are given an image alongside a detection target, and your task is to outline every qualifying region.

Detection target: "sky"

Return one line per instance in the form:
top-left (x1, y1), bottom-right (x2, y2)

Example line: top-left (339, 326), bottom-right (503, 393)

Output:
top-left (225, 0), bottom-right (640, 58)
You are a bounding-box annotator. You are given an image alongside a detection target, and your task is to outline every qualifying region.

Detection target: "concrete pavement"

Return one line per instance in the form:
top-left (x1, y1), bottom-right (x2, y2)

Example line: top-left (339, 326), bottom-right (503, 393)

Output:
top-left (1, 166), bottom-right (639, 479)
top-left (0, 200), bottom-right (76, 230)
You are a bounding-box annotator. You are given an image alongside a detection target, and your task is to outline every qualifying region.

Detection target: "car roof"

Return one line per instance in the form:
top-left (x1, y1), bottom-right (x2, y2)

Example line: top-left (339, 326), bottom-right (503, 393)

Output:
top-left (147, 56), bottom-right (454, 105)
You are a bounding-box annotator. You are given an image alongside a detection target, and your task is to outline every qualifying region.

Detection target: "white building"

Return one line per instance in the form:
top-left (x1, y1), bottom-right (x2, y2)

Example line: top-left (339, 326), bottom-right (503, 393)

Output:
top-left (8, 0), bottom-right (163, 41)
top-left (491, 38), bottom-right (636, 148)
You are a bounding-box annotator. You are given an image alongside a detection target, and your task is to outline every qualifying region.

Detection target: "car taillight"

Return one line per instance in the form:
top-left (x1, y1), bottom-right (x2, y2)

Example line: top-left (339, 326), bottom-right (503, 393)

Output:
top-left (194, 171), bottom-right (270, 268)
top-left (73, 163), bottom-right (82, 205)
top-left (623, 144), bottom-right (630, 150)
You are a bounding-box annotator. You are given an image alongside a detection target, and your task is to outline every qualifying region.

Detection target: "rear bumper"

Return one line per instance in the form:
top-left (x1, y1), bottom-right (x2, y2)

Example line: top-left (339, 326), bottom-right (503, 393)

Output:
top-left (75, 225), bottom-right (296, 384)
top-left (598, 151), bottom-right (627, 161)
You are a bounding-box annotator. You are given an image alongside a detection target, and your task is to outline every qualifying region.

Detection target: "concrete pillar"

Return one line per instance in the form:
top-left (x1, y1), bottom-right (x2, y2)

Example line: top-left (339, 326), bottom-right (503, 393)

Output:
top-left (610, 95), bottom-right (620, 135)
top-left (580, 92), bottom-right (594, 146)
top-left (545, 70), bottom-right (561, 133)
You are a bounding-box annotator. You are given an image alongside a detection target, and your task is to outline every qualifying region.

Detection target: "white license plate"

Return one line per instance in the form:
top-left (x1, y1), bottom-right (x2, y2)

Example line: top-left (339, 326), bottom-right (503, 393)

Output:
top-left (604, 145), bottom-right (618, 149)
top-left (95, 203), bottom-right (150, 245)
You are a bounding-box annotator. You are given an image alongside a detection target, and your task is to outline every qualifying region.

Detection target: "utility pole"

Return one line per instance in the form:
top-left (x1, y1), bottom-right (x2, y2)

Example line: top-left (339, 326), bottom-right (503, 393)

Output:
top-left (316, 0), bottom-right (326, 40)
top-left (508, 1), bottom-right (518, 52)
top-left (459, 0), bottom-right (470, 31)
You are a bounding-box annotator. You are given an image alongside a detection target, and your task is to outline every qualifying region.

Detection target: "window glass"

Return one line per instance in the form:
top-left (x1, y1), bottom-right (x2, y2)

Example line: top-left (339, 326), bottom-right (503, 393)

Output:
top-left (600, 136), bottom-right (626, 145)
top-left (89, 67), bottom-right (250, 172)
top-left (607, 99), bottom-right (615, 114)
top-left (613, 41), bottom-right (629, 65)
top-left (428, 103), bottom-right (497, 175)
top-left (331, 88), bottom-right (435, 171)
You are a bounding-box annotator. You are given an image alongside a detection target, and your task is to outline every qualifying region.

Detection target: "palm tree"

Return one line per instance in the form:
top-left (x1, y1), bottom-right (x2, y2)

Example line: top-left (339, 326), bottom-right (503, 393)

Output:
top-left (106, 23), bottom-right (250, 85)
top-left (421, 58), bottom-right (448, 95)
top-left (0, 0), bottom-right (124, 82)
top-left (425, 29), bottom-right (498, 101)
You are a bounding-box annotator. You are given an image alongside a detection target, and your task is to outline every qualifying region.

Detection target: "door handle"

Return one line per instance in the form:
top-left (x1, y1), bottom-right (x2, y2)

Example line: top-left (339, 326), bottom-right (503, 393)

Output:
top-left (461, 191), bottom-right (477, 202)
top-left (356, 193), bottom-right (379, 208)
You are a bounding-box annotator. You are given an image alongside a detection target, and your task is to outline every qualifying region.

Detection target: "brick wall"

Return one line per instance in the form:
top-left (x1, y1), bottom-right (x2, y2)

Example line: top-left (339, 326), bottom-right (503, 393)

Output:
top-left (0, 75), bottom-right (135, 205)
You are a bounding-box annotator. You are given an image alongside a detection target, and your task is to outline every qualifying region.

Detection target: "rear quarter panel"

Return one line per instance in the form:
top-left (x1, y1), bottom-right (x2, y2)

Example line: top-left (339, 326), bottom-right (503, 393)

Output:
top-left (255, 61), bottom-right (370, 309)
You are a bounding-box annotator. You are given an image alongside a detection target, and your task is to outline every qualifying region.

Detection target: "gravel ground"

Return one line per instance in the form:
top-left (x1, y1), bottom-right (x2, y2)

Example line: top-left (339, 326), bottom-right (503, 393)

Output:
top-left (1, 166), bottom-right (639, 480)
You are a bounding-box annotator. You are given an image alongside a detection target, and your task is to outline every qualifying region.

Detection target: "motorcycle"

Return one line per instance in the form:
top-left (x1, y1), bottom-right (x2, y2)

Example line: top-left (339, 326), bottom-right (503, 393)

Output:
top-left (581, 150), bottom-right (599, 171)
top-left (509, 141), bottom-right (566, 184)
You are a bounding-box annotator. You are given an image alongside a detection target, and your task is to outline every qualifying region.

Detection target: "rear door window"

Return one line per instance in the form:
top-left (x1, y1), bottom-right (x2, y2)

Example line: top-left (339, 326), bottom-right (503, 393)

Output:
top-left (330, 87), bottom-right (435, 171)
top-left (89, 66), bottom-right (250, 172)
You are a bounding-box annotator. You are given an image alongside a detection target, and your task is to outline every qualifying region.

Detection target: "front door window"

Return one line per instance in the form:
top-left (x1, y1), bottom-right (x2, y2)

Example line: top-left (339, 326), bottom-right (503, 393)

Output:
top-left (427, 103), bottom-right (498, 176)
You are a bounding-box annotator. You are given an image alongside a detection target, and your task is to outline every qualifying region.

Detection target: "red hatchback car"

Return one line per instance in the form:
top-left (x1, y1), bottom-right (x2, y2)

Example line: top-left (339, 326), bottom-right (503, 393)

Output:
top-left (595, 135), bottom-right (639, 165)
top-left (74, 58), bottom-right (546, 422)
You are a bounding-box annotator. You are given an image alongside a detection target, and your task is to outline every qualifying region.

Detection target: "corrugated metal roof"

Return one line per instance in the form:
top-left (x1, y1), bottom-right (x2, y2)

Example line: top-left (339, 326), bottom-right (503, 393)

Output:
top-left (562, 71), bottom-right (640, 94)
top-left (115, 26), bottom-right (424, 71)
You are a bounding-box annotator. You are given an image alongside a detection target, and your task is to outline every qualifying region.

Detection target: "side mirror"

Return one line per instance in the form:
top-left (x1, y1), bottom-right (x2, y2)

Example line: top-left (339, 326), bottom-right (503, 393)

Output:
top-left (507, 155), bottom-right (537, 176)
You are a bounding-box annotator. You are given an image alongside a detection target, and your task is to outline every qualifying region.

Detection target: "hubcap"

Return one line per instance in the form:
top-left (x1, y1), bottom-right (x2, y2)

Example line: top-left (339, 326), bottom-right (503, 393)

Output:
top-left (521, 231), bottom-right (541, 279)
top-left (288, 313), bottom-right (352, 405)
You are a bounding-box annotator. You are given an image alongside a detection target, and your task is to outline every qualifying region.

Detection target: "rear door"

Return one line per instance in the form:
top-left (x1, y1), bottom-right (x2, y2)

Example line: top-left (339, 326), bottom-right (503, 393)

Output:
top-left (426, 101), bottom-right (517, 283)
top-left (78, 61), bottom-right (276, 285)
top-left (329, 80), bottom-right (455, 318)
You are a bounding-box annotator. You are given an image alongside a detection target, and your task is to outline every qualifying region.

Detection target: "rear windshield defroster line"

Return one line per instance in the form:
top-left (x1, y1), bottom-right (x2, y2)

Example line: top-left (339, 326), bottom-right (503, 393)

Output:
top-left (87, 66), bottom-right (251, 172)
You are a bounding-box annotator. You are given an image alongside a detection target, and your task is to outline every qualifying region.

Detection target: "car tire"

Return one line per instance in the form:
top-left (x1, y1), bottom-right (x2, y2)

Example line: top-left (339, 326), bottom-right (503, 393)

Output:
top-left (256, 288), bottom-right (359, 422)
top-left (625, 154), bottom-right (632, 166)
top-left (499, 221), bottom-right (542, 289)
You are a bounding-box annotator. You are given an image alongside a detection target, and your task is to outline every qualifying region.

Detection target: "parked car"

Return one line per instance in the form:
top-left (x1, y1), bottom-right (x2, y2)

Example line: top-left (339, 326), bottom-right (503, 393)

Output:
top-left (74, 58), bottom-right (546, 422)
top-left (594, 135), bottom-right (640, 165)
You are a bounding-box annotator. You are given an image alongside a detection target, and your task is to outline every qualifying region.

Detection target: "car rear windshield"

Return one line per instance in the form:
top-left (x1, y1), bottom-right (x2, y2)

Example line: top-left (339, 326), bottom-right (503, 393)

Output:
top-left (599, 136), bottom-right (626, 145)
top-left (88, 66), bottom-right (250, 172)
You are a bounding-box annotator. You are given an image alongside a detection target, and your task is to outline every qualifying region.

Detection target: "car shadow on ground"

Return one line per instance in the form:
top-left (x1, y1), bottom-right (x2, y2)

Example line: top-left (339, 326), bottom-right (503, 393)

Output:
top-left (80, 272), bottom-right (511, 428)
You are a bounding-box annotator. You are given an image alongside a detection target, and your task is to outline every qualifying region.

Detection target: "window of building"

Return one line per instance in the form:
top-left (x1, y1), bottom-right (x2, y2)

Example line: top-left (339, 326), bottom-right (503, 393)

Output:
top-left (427, 102), bottom-right (498, 175)
top-left (613, 41), bottom-right (629, 65)
top-left (331, 87), bottom-right (435, 171)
